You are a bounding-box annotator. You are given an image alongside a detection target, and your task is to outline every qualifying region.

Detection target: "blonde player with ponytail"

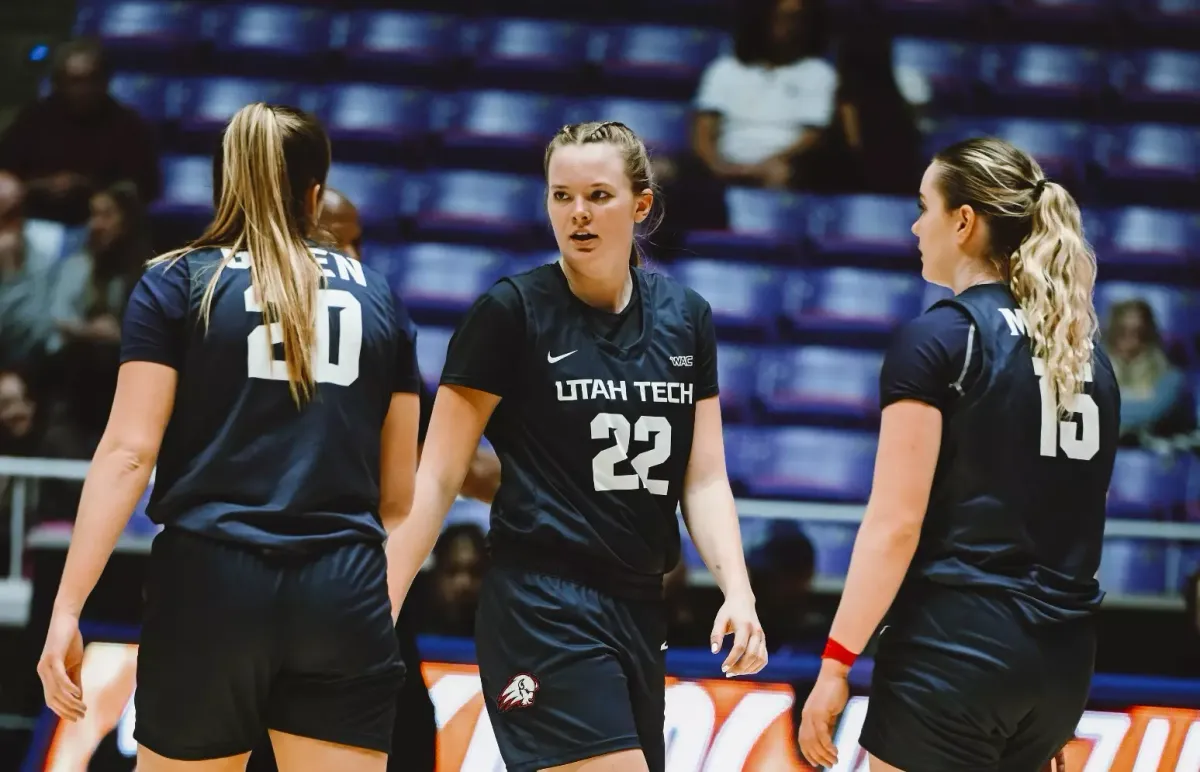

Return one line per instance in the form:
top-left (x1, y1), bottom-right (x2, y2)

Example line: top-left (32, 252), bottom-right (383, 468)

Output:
top-left (38, 103), bottom-right (421, 772)
top-left (798, 137), bottom-right (1120, 772)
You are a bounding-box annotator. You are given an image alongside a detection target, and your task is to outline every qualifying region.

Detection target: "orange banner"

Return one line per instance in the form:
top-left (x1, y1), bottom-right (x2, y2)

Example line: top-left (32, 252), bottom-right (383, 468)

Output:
top-left (38, 643), bottom-right (1200, 771)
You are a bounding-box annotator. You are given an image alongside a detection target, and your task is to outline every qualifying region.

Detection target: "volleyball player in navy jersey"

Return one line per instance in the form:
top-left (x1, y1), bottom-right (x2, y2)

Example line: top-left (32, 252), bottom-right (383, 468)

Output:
top-left (37, 103), bottom-right (422, 772)
top-left (798, 137), bottom-right (1119, 772)
top-left (386, 121), bottom-right (767, 772)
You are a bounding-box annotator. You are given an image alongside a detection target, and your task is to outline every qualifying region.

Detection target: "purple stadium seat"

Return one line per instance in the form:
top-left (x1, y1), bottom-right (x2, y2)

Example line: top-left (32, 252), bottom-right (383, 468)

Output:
top-left (409, 171), bottom-right (545, 242)
top-left (341, 11), bottom-right (460, 68)
top-left (584, 98), bottom-right (691, 156)
top-left (670, 259), bottom-right (784, 336)
top-left (75, 0), bottom-right (201, 53)
top-left (1107, 449), bottom-right (1190, 520)
top-left (892, 38), bottom-right (979, 102)
top-left (715, 343), bottom-right (759, 420)
top-left (440, 91), bottom-right (573, 152)
top-left (209, 5), bottom-right (332, 60)
top-left (1105, 207), bottom-right (1199, 265)
top-left (740, 427), bottom-right (877, 501)
top-left (386, 244), bottom-right (510, 317)
top-left (319, 85), bottom-right (433, 144)
top-left (802, 523), bottom-right (859, 579)
top-left (324, 164), bottom-right (405, 233)
top-left (756, 347), bottom-right (884, 421)
top-left (152, 155), bottom-right (212, 217)
top-left (1123, 0), bottom-right (1200, 33)
top-left (1094, 123), bottom-right (1200, 184)
top-left (1113, 49), bottom-right (1200, 107)
top-left (470, 18), bottom-right (591, 74)
top-left (415, 326), bottom-right (454, 390)
top-left (598, 25), bottom-right (727, 84)
top-left (805, 195), bottom-right (918, 260)
top-left (1098, 539), bottom-right (1167, 596)
top-left (685, 188), bottom-right (808, 256)
top-left (178, 77), bottom-right (301, 133)
top-left (1002, 0), bottom-right (1115, 24)
top-left (982, 44), bottom-right (1107, 104)
top-left (987, 119), bottom-right (1092, 183)
top-left (108, 73), bottom-right (174, 123)
top-left (784, 268), bottom-right (925, 336)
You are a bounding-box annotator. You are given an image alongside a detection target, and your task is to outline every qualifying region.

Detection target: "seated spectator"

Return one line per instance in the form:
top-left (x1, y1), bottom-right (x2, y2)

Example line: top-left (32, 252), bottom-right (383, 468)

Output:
top-left (0, 38), bottom-right (160, 224)
top-left (808, 24), bottom-right (926, 194)
top-left (423, 523), bottom-right (488, 637)
top-left (1104, 299), bottom-right (1196, 446)
top-left (657, 0), bottom-right (834, 250)
top-left (0, 173), bottom-right (62, 371)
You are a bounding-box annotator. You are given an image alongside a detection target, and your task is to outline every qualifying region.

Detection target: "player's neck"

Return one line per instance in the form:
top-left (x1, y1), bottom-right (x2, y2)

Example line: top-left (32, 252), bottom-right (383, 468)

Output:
top-left (558, 257), bottom-right (633, 313)
top-left (951, 259), bottom-right (1004, 295)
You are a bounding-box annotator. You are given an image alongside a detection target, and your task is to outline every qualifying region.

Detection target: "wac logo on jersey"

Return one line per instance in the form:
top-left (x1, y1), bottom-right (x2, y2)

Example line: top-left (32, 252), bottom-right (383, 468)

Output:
top-left (669, 355), bottom-right (693, 367)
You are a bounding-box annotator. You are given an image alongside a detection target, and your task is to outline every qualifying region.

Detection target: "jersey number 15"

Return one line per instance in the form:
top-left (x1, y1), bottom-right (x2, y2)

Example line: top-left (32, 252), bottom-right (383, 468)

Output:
top-left (245, 286), bottom-right (363, 386)
top-left (1033, 356), bottom-right (1099, 460)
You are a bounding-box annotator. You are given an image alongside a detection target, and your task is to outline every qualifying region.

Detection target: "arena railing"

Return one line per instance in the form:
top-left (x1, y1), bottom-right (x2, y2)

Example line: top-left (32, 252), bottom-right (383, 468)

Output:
top-left (4, 455), bottom-right (1199, 612)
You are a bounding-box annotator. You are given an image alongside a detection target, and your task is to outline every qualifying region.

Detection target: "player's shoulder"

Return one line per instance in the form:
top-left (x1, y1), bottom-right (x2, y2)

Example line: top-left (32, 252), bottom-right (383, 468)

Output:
top-left (893, 297), bottom-right (974, 351)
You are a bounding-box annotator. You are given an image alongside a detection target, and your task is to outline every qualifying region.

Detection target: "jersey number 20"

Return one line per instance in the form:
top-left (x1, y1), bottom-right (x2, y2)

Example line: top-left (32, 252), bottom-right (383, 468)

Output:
top-left (591, 413), bottom-right (672, 495)
top-left (245, 286), bottom-right (363, 386)
top-left (1032, 356), bottom-right (1099, 460)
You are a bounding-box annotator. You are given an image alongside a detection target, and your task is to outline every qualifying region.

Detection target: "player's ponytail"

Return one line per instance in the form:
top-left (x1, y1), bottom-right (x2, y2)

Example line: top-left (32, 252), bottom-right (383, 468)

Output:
top-left (545, 121), bottom-right (661, 269)
top-left (151, 103), bottom-right (331, 407)
top-left (934, 137), bottom-right (1098, 419)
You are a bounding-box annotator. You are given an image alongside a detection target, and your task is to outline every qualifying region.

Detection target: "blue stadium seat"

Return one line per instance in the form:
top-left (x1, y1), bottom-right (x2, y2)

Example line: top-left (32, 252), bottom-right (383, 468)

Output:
top-left (1107, 449), bottom-right (1190, 519)
top-left (1177, 544), bottom-right (1200, 591)
top-left (784, 268), bottom-right (925, 336)
top-left (1098, 539), bottom-right (1167, 596)
top-left (388, 244), bottom-right (510, 316)
top-left (415, 325), bottom-right (454, 390)
top-left (1187, 450), bottom-right (1200, 522)
top-left (721, 424), bottom-right (756, 490)
top-left (806, 195), bottom-right (917, 260)
top-left (209, 5), bottom-right (332, 61)
top-left (152, 155), bottom-right (212, 216)
top-left (1095, 123), bottom-right (1200, 184)
top-left (108, 73), bottom-right (174, 123)
top-left (982, 44), bottom-right (1106, 105)
top-left (892, 38), bottom-right (979, 102)
top-left (1113, 49), bottom-right (1200, 107)
top-left (715, 343), bottom-right (759, 420)
top-left (1094, 281), bottom-right (1199, 343)
top-left (1105, 207), bottom-right (1199, 265)
top-left (75, 0), bottom-right (201, 53)
top-left (178, 78), bottom-right (300, 133)
top-left (802, 523), bottom-right (859, 579)
top-left (409, 171), bottom-right (545, 241)
top-left (584, 98), bottom-right (691, 156)
top-left (740, 427), bottom-right (877, 501)
top-left (670, 260), bottom-right (783, 336)
top-left (597, 25), bottom-right (727, 93)
top-left (987, 119), bottom-right (1092, 183)
top-left (324, 164), bottom-right (405, 232)
top-left (1124, 0), bottom-right (1200, 33)
top-left (1001, 0), bottom-right (1115, 24)
top-left (440, 91), bottom-right (573, 152)
top-left (470, 18), bottom-right (591, 75)
top-left (319, 85), bottom-right (432, 143)
top-left (685, 188), bottom-right (807, 256)
top-left (341, 11), bottom-right (461, 68)
top-left (757, 347), bottom-right (883, 422)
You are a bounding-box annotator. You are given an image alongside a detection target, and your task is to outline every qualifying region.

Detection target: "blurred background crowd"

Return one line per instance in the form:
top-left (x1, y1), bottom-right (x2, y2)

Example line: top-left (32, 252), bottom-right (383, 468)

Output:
top-left (1, 0), bottom-right (1199, 766)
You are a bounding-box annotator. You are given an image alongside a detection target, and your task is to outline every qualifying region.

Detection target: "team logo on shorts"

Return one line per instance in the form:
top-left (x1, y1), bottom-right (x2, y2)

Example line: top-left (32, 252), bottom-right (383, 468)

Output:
top-left (497, 673), bottom-right (540, 711)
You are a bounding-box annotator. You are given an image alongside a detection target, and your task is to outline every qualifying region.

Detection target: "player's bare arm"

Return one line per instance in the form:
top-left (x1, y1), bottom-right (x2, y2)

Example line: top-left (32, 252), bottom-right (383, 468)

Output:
top-left (384, 384), bottom-right (500, 615)
top-left (798, 399), bottom-right (941, 768)
top-left (679, 395), bottom-right (766, 678)
top-left (379, 392), bottom-right (421, 532)
top-left (39, 361), bottom-right (177, 721)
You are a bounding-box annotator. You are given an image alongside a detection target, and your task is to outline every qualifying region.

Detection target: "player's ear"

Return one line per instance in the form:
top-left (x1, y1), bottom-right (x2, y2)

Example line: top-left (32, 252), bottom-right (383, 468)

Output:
top-left (307, 183), bottom-right (323, 224)
top-left (633, 188), bottom-right (653, 224)
top-left (953, 204), bottom-right (977, 246)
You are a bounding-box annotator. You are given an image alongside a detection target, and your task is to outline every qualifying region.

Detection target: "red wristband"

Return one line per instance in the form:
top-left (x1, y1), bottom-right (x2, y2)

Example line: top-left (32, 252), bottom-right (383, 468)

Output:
top-left (822, 637), bottom-right (857, 668)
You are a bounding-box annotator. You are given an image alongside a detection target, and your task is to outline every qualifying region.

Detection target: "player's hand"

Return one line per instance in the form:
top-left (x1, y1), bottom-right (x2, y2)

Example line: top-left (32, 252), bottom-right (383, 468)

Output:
top-left (798, 660), bottom-right (850, 769)
top-left (709, 592), bottom-right (767, 677)
top-left (37, 609), bottom-right (86, 722)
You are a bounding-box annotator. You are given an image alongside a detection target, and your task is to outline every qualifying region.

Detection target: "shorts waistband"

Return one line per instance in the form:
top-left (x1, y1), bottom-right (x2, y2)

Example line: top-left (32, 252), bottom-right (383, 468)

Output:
top-left (488, 533), bottom-right (664, 602)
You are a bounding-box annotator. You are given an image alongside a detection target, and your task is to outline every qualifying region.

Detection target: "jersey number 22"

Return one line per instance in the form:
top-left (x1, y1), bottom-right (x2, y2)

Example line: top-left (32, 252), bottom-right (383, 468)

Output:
top-left (591, 413), bottom-right (672, 495)
top-left (245, 286), bottom-right (363, 386)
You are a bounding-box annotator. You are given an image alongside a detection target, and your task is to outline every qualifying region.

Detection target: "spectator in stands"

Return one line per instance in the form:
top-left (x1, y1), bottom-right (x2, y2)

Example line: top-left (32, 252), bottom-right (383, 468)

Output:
top-left (0, 369), bottom-right (85, 524)
top-left (318, 188), bottom-right (363, 261)
top-left (0, 173), bottom-right (61, 371)
top-left (423, 523), bottom-right (488, 637)
top-left (1104, 299), bottom-right (1196, 446)
top-left (656, 0), bottom-right (834, 252)
top-left (751, 524), bottom-right (824, 656)
top-left (0, 38), bottom-right (160, 224)
top-left (808, 24), bottom-right (926, 194)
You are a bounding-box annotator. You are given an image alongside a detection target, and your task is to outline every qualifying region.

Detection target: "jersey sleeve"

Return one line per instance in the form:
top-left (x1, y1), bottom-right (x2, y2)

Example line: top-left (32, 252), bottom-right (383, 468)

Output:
top-left (880, 304), bottom-right (982, 412)
top-left (689, 290), bottom-right (720, 401)
top-left (439, 281), bottom-right (526, 398)
top-left (120, 259), bottom-right (191, 369)
top-left (390, 293), bottom-right (421, 395)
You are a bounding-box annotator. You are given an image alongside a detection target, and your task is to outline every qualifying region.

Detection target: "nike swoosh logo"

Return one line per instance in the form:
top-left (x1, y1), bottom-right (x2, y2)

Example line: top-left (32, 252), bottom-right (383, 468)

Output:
top-left (547, 350), bottom-right (577, 364)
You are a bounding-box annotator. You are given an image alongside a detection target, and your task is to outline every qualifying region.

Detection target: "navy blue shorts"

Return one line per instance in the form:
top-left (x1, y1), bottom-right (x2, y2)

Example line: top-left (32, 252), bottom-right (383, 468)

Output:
top-left (135, 528), bottom-right (404, 761)
top-left (859, 585), bottom-right (1095, 772)
top-left (475, 566), bottom-right (667, 772)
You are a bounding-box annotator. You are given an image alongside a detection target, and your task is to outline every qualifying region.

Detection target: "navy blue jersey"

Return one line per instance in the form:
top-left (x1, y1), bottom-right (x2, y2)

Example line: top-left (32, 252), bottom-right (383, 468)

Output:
top-left (882, 282), bottom-right (1119, 624)
top-left (440, 263), bottom-right (719, 599)
top-left (120, 245), bottom-right (420, 552)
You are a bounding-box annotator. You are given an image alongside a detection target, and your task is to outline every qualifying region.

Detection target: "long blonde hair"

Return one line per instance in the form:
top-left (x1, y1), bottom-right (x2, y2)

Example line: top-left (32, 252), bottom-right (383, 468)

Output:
top-left (934, 137), bottom-right (1098, 417)
top-left (150, 103), bottom-right (331, 406)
